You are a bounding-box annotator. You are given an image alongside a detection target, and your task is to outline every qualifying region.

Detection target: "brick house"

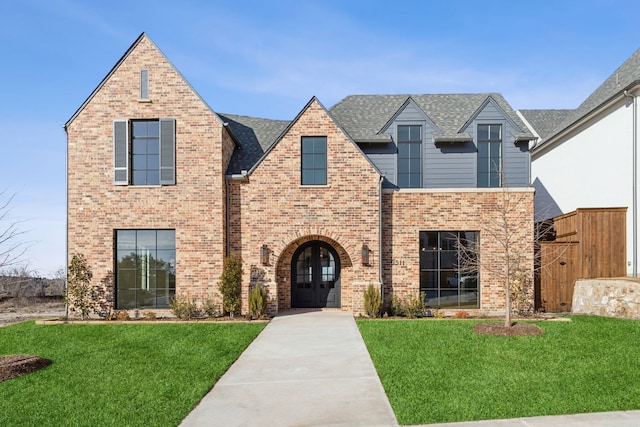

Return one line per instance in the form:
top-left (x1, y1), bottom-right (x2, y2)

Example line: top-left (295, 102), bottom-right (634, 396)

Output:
top-left (65, 33), bottom-right (535, 316)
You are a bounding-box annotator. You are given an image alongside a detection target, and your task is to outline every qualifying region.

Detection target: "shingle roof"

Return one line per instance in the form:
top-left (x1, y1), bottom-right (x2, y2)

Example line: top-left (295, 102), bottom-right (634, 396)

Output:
top-left (219, 113), bottom-right (290, 175)
top-left (328, 93), bottom-right (532, 143)
top-left (222, 93), bottom-right (533, 173)
top-left (541, 47), bottom-right (640, 144)
top-left (519, 109), bottom-right (573, 140)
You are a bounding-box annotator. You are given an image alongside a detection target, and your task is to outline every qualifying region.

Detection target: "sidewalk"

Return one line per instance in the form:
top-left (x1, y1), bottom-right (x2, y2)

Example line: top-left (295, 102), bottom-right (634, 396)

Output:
top-left (180, 310), bottom-right (640, 427)
top-left (180, 310), bottom-right (398, 427)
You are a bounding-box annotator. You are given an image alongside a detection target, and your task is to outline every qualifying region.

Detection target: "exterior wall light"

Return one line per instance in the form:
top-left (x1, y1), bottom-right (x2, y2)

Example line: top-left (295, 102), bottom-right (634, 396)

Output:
top-left (261, 244), bottom-right (269, 265)
top-left (362, 244), bottom-right (370, 266)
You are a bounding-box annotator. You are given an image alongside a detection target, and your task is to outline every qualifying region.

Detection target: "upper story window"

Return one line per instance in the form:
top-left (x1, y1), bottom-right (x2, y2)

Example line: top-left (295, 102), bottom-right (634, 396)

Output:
top-left (113, 118), bottom-right (175, 186)
top-left (301, 136), bottom-right (327, 185)
top-left (477, 124), bottom-right (502, 188)
top-left (397, 125), bottom-right (422, 188)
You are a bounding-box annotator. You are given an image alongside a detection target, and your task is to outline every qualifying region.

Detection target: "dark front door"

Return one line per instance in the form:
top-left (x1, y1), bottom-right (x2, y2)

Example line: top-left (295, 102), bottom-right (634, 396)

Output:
top-left (291, 241), bottom-right (341, 308)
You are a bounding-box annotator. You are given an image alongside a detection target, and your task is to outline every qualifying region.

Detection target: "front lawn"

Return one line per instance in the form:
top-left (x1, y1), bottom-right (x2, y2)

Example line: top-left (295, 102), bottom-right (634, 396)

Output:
top-left (0, 321), bottom-right (265, 426)
top-left (358, 316), bottom-right (640, 425)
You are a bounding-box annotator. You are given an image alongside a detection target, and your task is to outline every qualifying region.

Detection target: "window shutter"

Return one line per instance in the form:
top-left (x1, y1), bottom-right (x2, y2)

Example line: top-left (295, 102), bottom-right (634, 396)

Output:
top-left (159, 118), bottom-right (176, 185)
top-left (140, 70), bottom-right (149, 100)
top-left (113, 120), bottom-right (129, 185)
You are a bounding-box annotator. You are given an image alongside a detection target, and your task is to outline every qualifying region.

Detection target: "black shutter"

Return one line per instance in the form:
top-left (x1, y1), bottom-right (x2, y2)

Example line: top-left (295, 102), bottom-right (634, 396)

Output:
top-left (113, 120), bottom-right (128, 185)
top-left (159, 118), bottom-right (175, 185)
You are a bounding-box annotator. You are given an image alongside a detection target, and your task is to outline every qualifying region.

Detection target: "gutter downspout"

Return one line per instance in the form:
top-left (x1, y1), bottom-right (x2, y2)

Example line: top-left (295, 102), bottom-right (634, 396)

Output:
top-left (624, 90), bottom-right (638, 277)
top-left (378, 175), bottom-right (385, 308)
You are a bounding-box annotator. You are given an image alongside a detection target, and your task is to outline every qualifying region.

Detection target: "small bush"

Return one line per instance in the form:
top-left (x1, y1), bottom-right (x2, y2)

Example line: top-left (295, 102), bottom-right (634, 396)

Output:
top-left (142, 311), bottom-right (157, 320)
top-left (248, 284), bottom-right (268, 318)
top-left (170, 294), bottom-right (199, 319)
top-left (106, 310), bottom-right (130, 321)
top-left (404, 292), bottom-right (427, 318)
top-left (363, 284), bottom-right (382, 318)
top-left (454, 310), bottom-right (469, 319)
top-left (433, 309), bottom-right (445, 319)
top-left (388, 292), bottom-right (403, 317)
top-left (203, 293), bottom-right (222, 317)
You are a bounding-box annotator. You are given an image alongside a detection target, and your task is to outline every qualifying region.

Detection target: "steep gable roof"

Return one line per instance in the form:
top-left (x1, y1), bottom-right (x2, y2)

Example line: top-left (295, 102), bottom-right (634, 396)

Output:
top-left (329, 93), bottom-right (532, 143)
top-left (538, 47), bottom-right (640, 146)
top-left (519, 109), bottom-right (573, 141)
top-left (64, 32), bottom-right (222, 129)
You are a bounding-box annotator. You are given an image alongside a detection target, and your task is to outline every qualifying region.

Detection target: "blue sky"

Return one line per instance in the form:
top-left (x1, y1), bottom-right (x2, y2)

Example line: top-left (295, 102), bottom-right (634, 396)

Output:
top-left (1, 0), bottom-right (640, 277)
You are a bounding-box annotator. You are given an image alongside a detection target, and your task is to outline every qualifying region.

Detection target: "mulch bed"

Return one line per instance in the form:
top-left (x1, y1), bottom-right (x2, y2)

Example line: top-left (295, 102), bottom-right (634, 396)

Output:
top-left (0, 355), bottom-right (52, 382)
top-left (473, 322), bottom-right (545, 336)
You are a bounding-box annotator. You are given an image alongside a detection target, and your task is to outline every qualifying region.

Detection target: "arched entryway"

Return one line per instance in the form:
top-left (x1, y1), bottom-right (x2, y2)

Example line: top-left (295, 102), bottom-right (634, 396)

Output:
top-left (291, 241), bottom-right (341, 308)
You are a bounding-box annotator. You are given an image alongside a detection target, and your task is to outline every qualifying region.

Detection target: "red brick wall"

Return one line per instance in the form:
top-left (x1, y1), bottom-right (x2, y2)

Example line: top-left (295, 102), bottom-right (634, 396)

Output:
top-left (382, 188), bottom-right (535, 315)
top-left (66, 35), bottom-right (226, 309)
top-left (228, 99), bottom-right (382, 313)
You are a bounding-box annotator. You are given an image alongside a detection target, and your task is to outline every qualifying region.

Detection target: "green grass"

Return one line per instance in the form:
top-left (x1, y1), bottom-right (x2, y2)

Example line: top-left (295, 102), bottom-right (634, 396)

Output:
top-left (358, 316), bottom-right (640, 425)
top-left (0, 321), bottom-right (266, 427)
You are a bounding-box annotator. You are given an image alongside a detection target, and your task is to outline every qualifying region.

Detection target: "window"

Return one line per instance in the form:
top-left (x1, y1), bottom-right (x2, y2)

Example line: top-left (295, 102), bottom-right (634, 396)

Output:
top-left (113, 118), bottom-right (175, 185)
top-left (477, 124), bottom-right (502, 187)
top-left (301, 136), bottom-right (327, 185)
top-left (419, 231), bottom-right (479, 308)
top-left (115, 229), bottom-right (176, 309)
top-left (397, 125), bottom-right (422, 188)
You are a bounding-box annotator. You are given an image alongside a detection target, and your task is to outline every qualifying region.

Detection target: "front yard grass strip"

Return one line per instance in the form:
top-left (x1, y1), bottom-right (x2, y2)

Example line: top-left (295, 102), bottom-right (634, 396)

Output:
top-left (0, 321), bottom-right (266, 426)
top-left (357, 316), bottom-right (640, 425)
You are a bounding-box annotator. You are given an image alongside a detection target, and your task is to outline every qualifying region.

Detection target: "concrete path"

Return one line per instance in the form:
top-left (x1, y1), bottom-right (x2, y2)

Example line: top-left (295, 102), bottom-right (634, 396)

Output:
top-left (181, 310), bottom-right (640, 427)
top-left (180, 310), bottom-right (398, 427)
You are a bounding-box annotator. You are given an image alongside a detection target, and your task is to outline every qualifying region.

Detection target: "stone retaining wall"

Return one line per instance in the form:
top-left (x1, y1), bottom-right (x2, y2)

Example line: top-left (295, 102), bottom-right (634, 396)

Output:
top-left (572, 278), bottom-right (640, 319)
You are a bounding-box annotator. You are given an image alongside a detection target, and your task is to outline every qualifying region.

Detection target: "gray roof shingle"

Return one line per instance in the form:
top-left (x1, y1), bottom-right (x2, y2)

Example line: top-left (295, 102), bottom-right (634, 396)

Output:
top-left (328, 93), bottom-right (532, 143)
top-left (541, 47), bottom-right (640, 144)
top-left (222, 93), bottom-right (533, 173)
top-left (519, 109), bottom-right (573, 140)
top-left (219, 113), bottom-right (290, 175)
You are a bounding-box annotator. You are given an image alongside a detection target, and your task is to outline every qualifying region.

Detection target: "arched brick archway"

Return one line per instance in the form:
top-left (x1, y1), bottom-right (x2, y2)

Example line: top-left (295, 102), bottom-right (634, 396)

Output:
top-left (275, 235), bottom-right (353, 311)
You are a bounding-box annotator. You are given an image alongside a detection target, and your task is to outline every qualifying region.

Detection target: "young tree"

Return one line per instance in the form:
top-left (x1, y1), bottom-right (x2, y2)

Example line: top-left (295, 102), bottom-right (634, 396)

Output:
top-left (218, 253), bottom-right (242, 317)
top-left (458, 187), bottom-right (534, 328)
top-left (66, 253), bottom-right (95, 319)
top-left (0, 190), bottom-right (29, 271)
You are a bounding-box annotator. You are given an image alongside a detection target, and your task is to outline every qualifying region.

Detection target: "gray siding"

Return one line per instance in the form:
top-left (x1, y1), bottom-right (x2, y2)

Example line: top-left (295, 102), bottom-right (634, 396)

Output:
top-left (464, 99), bottom-right (530, 188)
top-left (360, 97), bottom-right (530, 189)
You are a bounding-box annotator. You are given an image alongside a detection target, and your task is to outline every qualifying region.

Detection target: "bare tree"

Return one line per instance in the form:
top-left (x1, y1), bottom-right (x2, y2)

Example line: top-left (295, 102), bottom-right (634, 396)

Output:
top-left (0, 190), bottom-right (29, 271)
top-left (457, 187), bottom-right (534, 328)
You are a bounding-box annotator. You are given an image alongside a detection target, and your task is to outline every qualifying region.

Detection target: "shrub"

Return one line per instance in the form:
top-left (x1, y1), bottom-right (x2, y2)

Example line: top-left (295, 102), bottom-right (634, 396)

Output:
top-left (388, 292), bottom-right (403, 317)
top-left (203, 293), bottom-right (222, 317)
top-left (363, 284), bottom-right (382, 318)
top-left (404, 292), bottom-right (427, 318)
top-left (218, 253), bottom-right (243, 317)
top-left (142, 311), bottom-right (157, 320)
top-left (454, 310), bottom-right (469, 319)
top-left (66, 254), bottom-right (95, 319)
top-left (433, 309), bottom-right (445, 319)
top-left (248, 284), bottom-right (268, 318)
top-left (169, 294), bottom-right (199, 319)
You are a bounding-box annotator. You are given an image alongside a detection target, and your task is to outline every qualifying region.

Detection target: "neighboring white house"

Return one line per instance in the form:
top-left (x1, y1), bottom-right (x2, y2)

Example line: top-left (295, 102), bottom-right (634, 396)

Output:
top-left (521, 47), bottom-right (640, 276)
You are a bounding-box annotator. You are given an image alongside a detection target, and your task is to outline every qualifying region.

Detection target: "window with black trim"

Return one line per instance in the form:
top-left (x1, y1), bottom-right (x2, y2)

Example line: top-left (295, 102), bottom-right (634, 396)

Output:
top-left (419, 231), bottom-right (479, 308)
top-left (301, 136), bottom-right (327, 185)
top-left (113, 118), bottom-right (175, 186)
top-left (397, 125), bottom-right (422, 188)
top-left (115, 229), bottom-right (176, 309)
top-left (477, 124), bottom-right (502, 188)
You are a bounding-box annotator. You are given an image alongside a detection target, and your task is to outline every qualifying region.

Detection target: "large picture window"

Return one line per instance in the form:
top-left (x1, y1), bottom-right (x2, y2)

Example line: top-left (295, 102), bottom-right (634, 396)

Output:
top-left (419, 231), bottom-right (479, 308)
top-left (115, 229), bottom-right (176, 309)
top-left (397, 125), bottom-right (422, 188)
top-left (301, 136), bottom-right (327, 185)
top-left (477, 124), bottom-right (502, 188)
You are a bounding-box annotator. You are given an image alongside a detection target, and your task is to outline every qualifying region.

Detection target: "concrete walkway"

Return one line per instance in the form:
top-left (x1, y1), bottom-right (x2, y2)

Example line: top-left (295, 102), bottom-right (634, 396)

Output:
top-left (180, 310), bottom-right (398, 427)
top-left (181, 310), bottom-right (640, 427)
